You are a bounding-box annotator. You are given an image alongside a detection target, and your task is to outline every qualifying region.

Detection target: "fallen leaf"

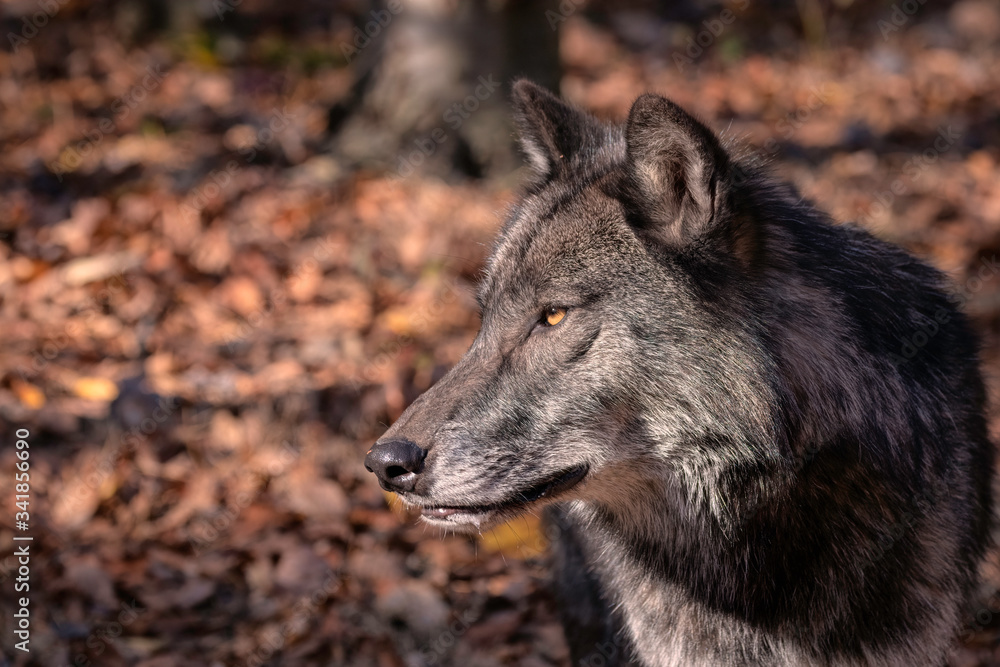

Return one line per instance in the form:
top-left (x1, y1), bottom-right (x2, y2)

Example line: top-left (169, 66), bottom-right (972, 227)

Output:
top-left (73, 377), bottom-right (120, 402)
top-left (11, 379), bottom-right (45, 409)
top-left (63, 554), bottom-right (118, 609)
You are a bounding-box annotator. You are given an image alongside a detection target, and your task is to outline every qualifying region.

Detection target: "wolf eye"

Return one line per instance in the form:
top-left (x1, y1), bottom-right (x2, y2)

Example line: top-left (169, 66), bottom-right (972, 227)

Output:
top-left (544, 307), bottom-right (567, 326)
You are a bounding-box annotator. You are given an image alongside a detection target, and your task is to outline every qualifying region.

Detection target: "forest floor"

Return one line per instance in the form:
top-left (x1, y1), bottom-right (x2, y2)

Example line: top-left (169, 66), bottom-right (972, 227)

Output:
top-left (2, 2), bottom-right (1000, 665)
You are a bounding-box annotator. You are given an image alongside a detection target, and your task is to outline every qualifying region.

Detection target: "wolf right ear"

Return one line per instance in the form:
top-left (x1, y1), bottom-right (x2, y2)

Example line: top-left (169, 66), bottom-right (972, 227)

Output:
top-left (623, 94), bottom-right (732, 248)
top-left (511, 79), bottom-right (605, 180)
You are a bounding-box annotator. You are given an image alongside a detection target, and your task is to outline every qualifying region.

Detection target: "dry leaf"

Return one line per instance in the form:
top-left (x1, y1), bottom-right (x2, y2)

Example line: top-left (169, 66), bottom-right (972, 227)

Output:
top-left (73, 377), bottom-right (120, 402)
top-left (11, 379), bottom-right (45, 409)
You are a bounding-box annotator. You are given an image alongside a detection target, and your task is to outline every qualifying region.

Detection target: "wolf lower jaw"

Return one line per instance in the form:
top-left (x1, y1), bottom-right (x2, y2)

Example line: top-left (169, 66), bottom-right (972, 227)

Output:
top-left (405, 463), bottom-right (591, 531)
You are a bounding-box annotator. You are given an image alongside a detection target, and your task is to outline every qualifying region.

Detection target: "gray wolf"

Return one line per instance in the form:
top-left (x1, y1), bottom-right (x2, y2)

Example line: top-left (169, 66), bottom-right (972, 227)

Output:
top-left (365, 79), bottom-right (994, 666)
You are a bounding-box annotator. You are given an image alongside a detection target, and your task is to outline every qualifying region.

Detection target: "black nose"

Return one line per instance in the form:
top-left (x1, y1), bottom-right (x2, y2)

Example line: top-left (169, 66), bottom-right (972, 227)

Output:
top-left (364, 439), bottom-right (426, 493)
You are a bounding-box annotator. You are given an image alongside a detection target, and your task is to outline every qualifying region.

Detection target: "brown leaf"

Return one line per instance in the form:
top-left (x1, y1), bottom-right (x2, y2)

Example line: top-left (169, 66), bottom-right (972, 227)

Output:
top-left (274, 468), bottom-right (349, 521)
top-left (273, 543), bottom-right (330, 594)
top-left (63, 554), bottom-right (118, 609)
top-left (11, 379), bottom-right (45, 409)
top-left (73, 377), bottom-right (120, 402)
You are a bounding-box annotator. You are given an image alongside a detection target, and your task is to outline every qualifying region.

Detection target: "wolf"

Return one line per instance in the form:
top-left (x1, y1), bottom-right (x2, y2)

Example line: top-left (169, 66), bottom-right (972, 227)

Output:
top-left (365, 80), bottom-right (994, 666)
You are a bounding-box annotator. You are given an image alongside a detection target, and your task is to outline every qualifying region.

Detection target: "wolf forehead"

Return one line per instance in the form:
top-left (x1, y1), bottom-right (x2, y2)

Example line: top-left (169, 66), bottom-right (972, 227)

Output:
top-left (480, 145), bottom-right (682, 311)
top-left (479, 79), bottom-right (737, 310)
top-left (481, 192), bottom-right (651, 307)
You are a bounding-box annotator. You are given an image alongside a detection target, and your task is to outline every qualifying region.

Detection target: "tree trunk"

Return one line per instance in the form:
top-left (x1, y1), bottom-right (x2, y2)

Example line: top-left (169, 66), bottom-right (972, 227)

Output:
top-left (333, 0), bottom-right (561, 181)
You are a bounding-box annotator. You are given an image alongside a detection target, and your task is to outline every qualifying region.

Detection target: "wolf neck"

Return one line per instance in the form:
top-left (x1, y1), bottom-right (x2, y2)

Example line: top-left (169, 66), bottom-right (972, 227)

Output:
top-left (581, 465), bottom-right (766, 568)
top-left (568, 467), bottom-right (796, 666)
top-left (568, 497), bottom-right (731, 666)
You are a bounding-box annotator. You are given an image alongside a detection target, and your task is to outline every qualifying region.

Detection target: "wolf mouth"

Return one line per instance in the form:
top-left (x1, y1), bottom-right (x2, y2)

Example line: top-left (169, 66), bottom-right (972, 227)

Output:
top-left (420, 464), bottom-right (589, 524)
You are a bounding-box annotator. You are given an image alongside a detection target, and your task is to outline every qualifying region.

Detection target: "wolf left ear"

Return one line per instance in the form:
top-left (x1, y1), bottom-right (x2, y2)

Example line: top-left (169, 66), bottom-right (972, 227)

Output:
top-left (511, 79), bottom-right (605, 179)
top-left (623, 94), bottom-right (731, 247)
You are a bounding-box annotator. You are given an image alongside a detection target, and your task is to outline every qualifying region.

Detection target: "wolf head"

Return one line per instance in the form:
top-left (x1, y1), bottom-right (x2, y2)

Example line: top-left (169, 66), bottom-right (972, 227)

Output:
top-left (366, 80), bottom-right (788, 531)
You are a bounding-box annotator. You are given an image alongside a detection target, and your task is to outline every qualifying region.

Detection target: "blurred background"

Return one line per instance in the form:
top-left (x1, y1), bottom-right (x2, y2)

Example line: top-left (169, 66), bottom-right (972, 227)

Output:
top-left (1, 0), bottom-right (999, 665)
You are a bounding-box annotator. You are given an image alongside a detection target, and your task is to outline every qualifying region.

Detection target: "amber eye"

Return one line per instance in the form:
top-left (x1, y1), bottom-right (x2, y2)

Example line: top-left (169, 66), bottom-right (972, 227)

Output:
top-left (544, 307), bottom-right (567, 326)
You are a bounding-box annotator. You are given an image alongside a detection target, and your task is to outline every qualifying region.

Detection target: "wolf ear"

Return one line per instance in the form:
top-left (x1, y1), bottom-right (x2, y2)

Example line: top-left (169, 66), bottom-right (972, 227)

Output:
top-left (511, 79), bottom-right (604, 179)
top-left (623, 94), bottom-right (731, 247)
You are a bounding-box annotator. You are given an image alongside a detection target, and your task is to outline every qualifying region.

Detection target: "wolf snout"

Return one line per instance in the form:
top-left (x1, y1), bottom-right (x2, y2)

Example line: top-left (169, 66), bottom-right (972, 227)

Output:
top-left (364, 438), bottom-right (427, 492)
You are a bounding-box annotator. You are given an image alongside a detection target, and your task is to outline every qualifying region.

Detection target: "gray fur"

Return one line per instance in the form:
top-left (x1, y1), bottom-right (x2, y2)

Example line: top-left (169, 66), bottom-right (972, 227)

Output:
top-left (366, 80), bottom-right (994, 666)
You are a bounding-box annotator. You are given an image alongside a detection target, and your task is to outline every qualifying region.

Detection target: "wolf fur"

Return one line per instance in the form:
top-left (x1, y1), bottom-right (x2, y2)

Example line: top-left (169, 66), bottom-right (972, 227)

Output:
top-left (365, 80), bottom-right (994, 666)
